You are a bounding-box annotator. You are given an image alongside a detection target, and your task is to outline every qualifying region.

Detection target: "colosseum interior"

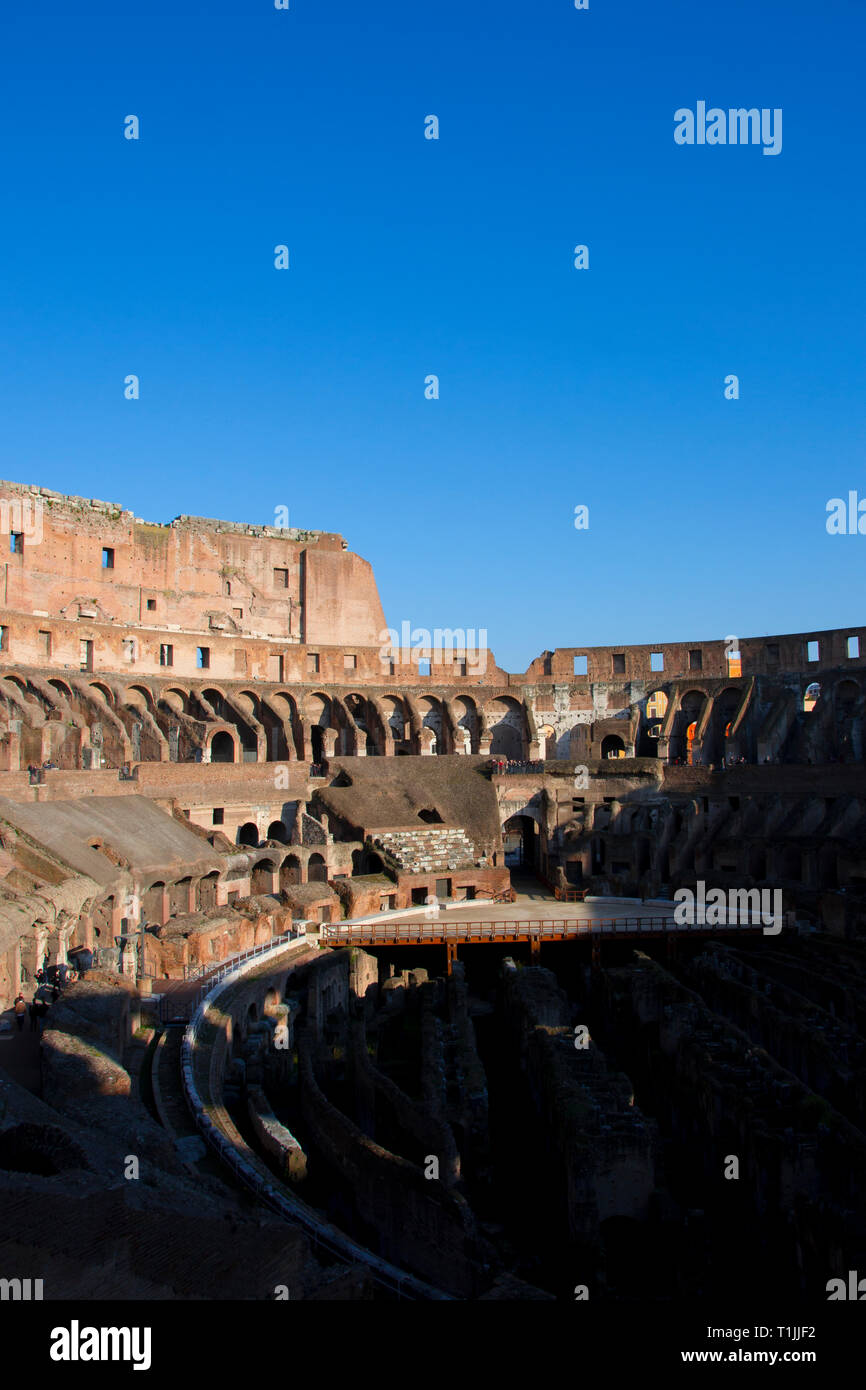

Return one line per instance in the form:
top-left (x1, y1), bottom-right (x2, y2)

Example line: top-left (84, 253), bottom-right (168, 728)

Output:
top-left (1, 477), bottom-right (865, 1304)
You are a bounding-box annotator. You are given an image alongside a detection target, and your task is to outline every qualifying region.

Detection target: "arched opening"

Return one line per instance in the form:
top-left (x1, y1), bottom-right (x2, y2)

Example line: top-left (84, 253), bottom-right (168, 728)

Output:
top-left (453, 696), bottom-right (478, 753)
top-left (486, 697), bottom-right (524, 759)
top-left (671, 691), bottom-right (706, 764)
top-left (48, 679), bottom-right (75, 703)
top-left (804, 683), bottom-right (821, 714)
top-left (238, 823), bottom-right (259, 847)
top-left (198, 872), bottom-right (219, 911)
top-left (836, 679), bottom-right (859, 712)
top-left (267, 820), bottom-right (288, 843)
top-left (601, 735), bottom-right (626, 759)
top-left (382, 695), bottom-right (409, 750)
top-left (503, 814), bottom-right (538, 871)
top-left (418, 808), bottom-right (443, 824)
top-left (280, 856), bottom-right (301, 889)
top-left (538, 724), bottom-right (556, 760)
top-left (646, 689), bottom-right (669, 720)
top-left (142, 881), bottom-right (165, 924)
top-left (251, 859), bottom-right (275, 895)
top-left (211, 730), bottom-right (235, 763)
top-left (308, 852), bottom-right (328, 883)
top-left (168, 877), bottom-right (192, 917)
top-left (362, 850), bottom-right (384, 875)
top-left (686, 722), bottom-right (697, 764)
top-left (310, 726), bottom-right (325, 763)
top-left (418, 697), bottom-right (444, 755)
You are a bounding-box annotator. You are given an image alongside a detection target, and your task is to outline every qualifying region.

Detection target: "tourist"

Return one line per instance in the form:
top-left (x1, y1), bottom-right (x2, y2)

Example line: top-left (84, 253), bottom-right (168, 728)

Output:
top-left (14, 994), bottom-right (26, 1031)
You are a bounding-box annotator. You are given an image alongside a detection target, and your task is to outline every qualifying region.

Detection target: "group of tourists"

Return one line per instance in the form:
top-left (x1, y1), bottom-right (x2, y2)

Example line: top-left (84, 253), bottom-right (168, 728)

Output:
top-left (10, 958), bottom-right (75, 1034)
top-left (26, 759), bottom-right (58, 783)
top-left (490, 758), bottom-right (545, 775)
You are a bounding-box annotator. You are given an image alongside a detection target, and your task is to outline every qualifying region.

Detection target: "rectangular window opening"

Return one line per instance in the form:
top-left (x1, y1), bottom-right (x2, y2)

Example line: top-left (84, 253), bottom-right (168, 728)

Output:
top-left (159, 644), bottom-right (173, 667)
top-left (212, 808), bottom-right (224, 825)
top-left (146, 598), bottom-right (156, 611)
top-left (274, 568), bottom-right (289, 588)
top-left (612, 653), bottom-right (626, 674)
top-left (847, 636), bottom-right (860, 659)
top-left (102, 547), bottom-right (114, 569)
top-left (807, 640), bottom-right (819, 663)
top-left (650, 652), bottom-right (664, 672)
top-left (196, 647), bottom-right (210, 669)
top-left (689, 649), bottom-right (703, 672)
top-left (573, 655), bottom-right (588, 676)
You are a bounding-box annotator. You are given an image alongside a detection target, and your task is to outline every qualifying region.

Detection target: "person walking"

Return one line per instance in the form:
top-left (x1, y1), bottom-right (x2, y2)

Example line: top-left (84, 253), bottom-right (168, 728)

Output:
top-left (13, 994), bottom-right (26, 1031)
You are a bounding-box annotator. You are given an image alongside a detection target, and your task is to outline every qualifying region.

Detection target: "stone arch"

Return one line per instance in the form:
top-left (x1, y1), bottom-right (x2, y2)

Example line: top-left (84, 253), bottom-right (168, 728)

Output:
top-left (836, 679), bottom-right (859, 710)
top-left (88, 681), bottom-right (114, 705)
top-left (126, 683), bottom-right (155, 712)
top-left (141, 881), bottom-right (166, 924)
top-left (251, 858), bottom-right (275, 895)
top-left (671, 690), bottom-right (707, 763)
top-left (48, 678), bottom-right (75, 703)
top-left (601, 734), bottom-right (626, 759)
top-left (168, 877), bottom-right (192, 917)
top-left (160, 686), bottom-right (190, 715)
top-left (804, 682), bottom-right (821, 713)
top-left (210, 729), bottom-right (236, 763)
top-left (503, 813), bottom-right (538, 870)
top-left (280, 855), bottom-right (301, 889)
top-left (418, 696), bottom-right (444, 754)
top-left (202, 686), bottom-right (229, 714)
top-left (238, 822), bottom-right (259, 847)
top-left (485, 696), bottom-right (525, 759)
top-left (267, 819), bottom-right (288, 843)
top-left (308, 852), bottom-right (328, 883)
top-left (452, 695), bottom-right (479, 753)
top-left (538, 724), bottom-right (556, 759)
top-left (646, 689), bottom-right (669, 720)
top-left (380, 695), bottom-right (409, 748)
top-left (198, 872), bottom-right (219, 911)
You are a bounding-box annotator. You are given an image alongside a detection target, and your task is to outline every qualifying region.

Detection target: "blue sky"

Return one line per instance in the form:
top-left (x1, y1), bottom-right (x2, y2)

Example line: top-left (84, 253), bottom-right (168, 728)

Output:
top-left (0, 0), bottom-right (863, 672)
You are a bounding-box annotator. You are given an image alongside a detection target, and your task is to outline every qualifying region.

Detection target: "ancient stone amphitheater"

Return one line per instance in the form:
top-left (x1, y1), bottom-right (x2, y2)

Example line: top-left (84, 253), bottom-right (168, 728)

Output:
top-left (0, 479), bottom-right (864, 1301)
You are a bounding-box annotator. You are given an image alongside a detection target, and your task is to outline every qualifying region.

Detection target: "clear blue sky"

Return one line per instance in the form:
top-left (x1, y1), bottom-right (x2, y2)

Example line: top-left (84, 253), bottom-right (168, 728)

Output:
top-left (1, 0), bottom-right (863, 672)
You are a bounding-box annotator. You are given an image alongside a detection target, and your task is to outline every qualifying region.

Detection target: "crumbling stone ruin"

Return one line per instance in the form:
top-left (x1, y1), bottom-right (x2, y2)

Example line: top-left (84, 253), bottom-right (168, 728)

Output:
top-left (1, 479), bottom-right (865, 1301)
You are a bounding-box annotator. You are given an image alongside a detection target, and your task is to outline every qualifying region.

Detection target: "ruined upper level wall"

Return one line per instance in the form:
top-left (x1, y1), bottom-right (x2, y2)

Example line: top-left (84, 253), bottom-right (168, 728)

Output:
top-left (0, 480), bottom-right (386, 649)
top-left (0, 479), bottom-right (860, 685)
top-left (528, 628), bottom-right (866, 685)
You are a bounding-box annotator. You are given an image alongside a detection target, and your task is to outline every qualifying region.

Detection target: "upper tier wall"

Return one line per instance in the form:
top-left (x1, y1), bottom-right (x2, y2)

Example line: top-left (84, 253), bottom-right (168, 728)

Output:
top-left (0, 479), bottom-right (861, 684)
top-left (0, 480), bottom-right (387, 653)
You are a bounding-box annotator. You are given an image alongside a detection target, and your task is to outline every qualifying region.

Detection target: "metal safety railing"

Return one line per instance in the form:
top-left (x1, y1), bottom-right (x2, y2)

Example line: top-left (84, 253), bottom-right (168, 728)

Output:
top-left (320, 914), bottom-right (774, 941)
top-left (180, 934), bottom-right (449, 1300)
